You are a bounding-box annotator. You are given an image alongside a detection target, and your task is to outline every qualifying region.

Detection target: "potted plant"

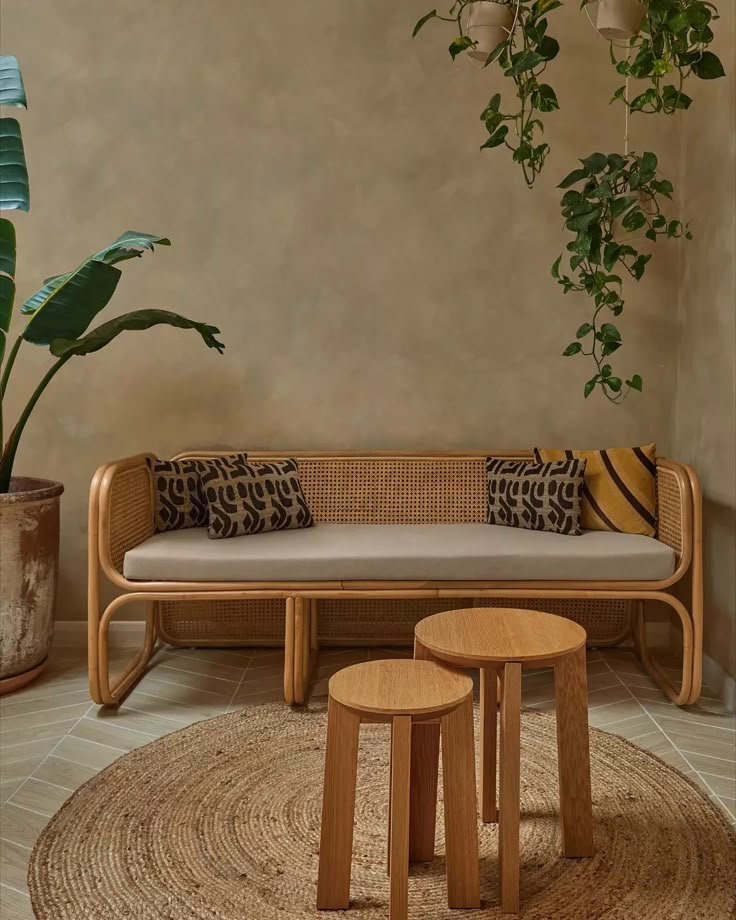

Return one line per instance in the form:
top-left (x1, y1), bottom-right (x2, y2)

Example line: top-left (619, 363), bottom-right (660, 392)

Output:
top-left (551, 150), bottom-right (690, 402)
top-left (0, 56), bottom-right (225, 694)
top-left (584, 0), bottom-right (725, 113)
top-left (595, 0), bottom-right (646, 41)
top-left (464, 1), bottom-right (516, 63)
top-left (413, 0), bottom-right (564, 186)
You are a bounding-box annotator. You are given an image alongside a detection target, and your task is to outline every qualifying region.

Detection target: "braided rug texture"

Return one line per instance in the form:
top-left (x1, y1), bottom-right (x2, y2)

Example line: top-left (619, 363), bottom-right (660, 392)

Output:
top-left (29, 702), bottom-right (735, 919)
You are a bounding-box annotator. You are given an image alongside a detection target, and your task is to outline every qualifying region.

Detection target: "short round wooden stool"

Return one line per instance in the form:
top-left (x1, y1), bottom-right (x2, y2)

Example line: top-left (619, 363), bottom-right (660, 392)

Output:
top-left (414, 607), bottom-right (594, 914)
top-left (317, 659), bottom-right (480, 919)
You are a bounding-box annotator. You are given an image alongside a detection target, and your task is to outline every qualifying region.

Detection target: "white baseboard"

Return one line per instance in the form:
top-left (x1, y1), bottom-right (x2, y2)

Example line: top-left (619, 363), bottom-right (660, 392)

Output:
top-left (702, 651), bottom-right (736, 713)
top-left (53, 620), bottom-right (146, 650)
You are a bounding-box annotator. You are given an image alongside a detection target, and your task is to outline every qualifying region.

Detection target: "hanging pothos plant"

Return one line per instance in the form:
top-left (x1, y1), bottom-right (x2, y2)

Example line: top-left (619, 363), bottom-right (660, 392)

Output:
top-left (552, 150), bottom-right (690, 402)
top-left (413, 0), bottom-right (564, 186)
top-left (586, 0), bottom-right (725, 114)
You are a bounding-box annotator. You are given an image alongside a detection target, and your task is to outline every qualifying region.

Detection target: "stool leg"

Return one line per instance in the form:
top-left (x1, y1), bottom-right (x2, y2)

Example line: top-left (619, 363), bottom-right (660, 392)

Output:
top-left (386, 718), bottom-right (411, 875)
top-left (480, 665), bottom-right (499, 824)
top-left (554, 646), bottom-right (594, 858)
top-left (387, 724), bottom-right (393, 876)
top-left (408, 722), bottom-right (440, 862)
top-left (441, 697), bottom-right (481, 909)
top-left (499, 662), bottom-right (521, 914)
top-left (317, 697), bottom-right (361, 910)
top-left (409, 637), bottom-right (440, 862)
top-left (389, 715), bottom-right (412, 920)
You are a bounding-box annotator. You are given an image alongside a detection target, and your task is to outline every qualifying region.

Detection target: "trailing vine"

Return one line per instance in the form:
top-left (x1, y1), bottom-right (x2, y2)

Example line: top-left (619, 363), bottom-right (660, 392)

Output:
top-left (585, 0), bottom-right (725, 114)
top-left (552, 151), bottom-right (691, 402)
top-left (413, 0), bottom-right (564, 186)
top-left (411, 1), bottom-right (724, 401)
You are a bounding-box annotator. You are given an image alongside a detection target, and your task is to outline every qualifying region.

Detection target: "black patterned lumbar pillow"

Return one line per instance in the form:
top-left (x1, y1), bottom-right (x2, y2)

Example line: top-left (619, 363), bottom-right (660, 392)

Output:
top-left (148, 454), bottom-right (248, 532)
top-left (203, 458), bottom-right (314, 539)
top-left (485, 457), bottom-right (587, 535)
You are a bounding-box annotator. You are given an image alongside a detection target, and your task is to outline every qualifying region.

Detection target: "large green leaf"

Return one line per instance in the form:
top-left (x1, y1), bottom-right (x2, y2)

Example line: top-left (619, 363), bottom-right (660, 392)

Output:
top-left (0, 118), bottom-right (29, 211)
top-left (49, 309), bottom-right (225, 358)
top-left (22, 260), bottom-right (121, 345)
top-left (21, 231), bottom-right (170, 314)
top-left (0, 218), bottom-right (15, 286)
top-left (0, 56), bottom-right (27, 108)
top-left (92, 231), bottom-right (171, 266)
top-left (0, 219), bottom-right (16, 360)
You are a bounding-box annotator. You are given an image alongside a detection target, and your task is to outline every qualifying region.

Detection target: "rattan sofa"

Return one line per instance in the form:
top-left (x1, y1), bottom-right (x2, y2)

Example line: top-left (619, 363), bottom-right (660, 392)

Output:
top-left (88, 450), bottom-right (702, 707)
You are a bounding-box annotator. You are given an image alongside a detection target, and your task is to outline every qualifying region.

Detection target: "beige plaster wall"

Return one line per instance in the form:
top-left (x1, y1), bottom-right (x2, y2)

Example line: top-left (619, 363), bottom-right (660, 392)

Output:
top-left (674, 5), bottom-right (736, 681)
top-left (3, 1), bottom-right (682, 620)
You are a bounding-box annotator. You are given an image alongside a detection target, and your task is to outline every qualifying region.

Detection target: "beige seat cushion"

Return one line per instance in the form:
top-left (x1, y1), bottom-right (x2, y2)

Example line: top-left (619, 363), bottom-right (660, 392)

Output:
top-left (123, 523), bottom-right (676, 583)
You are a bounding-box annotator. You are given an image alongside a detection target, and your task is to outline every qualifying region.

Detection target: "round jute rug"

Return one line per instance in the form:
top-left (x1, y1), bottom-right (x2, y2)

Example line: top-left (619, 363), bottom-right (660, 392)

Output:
top-left (29, 701), bottom-right (735, 919)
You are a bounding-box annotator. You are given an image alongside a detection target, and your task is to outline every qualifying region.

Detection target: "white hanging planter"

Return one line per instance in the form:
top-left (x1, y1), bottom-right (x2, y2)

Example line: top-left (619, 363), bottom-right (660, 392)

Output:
top-left (463, 1), bottom-right (515, 65)
top-left (595, 0), bottom-right (646, 42)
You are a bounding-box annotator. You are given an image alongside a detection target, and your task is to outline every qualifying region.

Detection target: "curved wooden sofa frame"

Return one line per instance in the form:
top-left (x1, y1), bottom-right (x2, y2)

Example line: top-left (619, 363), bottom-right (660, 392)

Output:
top-left (87, 451), bottom-right (702, 708)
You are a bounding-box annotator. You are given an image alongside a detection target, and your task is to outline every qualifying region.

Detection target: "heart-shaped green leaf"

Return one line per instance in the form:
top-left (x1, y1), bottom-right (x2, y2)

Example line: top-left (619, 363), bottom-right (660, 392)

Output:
top-left (692, 51), bottom-right (725, 80)
top-left (412, 9), bottom-right (437, 37)
top-left (509, 49), bottom-right (546, 74)
top-left (481, 125), bottom-right (509, 149)
top-left (449, 35), bottom-right (475, 60)
top-left (558, 168), bottom-right (588, 190)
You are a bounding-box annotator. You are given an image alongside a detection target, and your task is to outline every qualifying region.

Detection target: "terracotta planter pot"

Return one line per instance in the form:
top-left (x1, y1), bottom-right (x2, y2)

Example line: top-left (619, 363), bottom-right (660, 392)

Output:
top-left (0, 478), bottom-right (63, 695)
top-left (464, 1), bottom-right (514, 64)
top-left (596, 0), bottom-right (646, 42)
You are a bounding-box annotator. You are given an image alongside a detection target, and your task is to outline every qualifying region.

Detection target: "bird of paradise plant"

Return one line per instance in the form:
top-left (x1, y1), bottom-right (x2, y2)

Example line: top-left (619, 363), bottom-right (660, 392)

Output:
top-left (0, 56), bottom-right (224, 492)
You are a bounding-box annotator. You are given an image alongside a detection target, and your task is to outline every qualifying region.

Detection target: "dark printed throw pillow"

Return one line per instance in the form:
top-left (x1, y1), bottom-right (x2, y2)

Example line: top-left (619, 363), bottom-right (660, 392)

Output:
top-left (148, 454), bottom-right (248, 532)
top-left (485, 457), bottom-right (587, 535)
top-left (204, 458), bottom-right (314, 540)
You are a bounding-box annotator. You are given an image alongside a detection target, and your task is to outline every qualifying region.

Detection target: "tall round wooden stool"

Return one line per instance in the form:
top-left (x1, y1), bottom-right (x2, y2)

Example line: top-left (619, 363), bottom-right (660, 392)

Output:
top-left (414, 607), bottom-right (594, 914)
top-left (317, 659), bottom-right (480, 919)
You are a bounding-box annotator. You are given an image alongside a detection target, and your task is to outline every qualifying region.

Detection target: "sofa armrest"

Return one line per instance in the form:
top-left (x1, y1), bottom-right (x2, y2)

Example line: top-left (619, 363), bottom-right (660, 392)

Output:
top-left (655, 459), bottom-right (695, 575)
top-left (93, 454), bottom-right (156, 584)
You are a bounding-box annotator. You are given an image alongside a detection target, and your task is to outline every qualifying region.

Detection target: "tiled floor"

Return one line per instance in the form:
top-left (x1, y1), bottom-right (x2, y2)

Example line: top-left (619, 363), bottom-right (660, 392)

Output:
top-left (1, 643), bottom-right (734, 918)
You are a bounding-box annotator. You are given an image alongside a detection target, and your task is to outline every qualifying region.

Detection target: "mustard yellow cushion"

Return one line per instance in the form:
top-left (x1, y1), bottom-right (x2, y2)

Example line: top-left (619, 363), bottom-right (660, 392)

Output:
top-left (533, 444), bottom-right (657, 537)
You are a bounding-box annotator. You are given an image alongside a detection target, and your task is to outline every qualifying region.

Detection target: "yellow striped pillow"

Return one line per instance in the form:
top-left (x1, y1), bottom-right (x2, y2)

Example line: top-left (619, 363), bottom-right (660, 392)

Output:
top-left (533, 444), bottom-right (657, 537)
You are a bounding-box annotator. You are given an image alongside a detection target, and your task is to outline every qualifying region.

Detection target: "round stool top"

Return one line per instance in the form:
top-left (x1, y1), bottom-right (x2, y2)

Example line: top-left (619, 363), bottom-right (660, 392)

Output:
top-left (329, 659), bottom-right (473, 717)
top-left (415, 607), bottom-right (586, 667)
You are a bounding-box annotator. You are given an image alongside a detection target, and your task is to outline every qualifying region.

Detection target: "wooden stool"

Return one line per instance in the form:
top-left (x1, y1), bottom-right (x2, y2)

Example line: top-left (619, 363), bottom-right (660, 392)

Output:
top-left (317, 659), bottom-right (480, 919)
top-left (414, 607), bottom-right (594, 914)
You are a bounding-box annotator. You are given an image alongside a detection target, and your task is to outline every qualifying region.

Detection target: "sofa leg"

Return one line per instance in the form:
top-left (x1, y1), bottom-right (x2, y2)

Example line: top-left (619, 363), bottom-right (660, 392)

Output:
top-left (307, 599), bottom-right (319, 691)
top-left (310, 598), bottom-right (320, 653)
top-left (301, 600), bottom-right (311, 692)
top-left (291, 598), bottom-right (319, 706)
top-left (635, 595), bottom-right (694, 706)
top-left (294, 598), bottom-right (306, 704)
top-left (92, 596), bottom-right (157, 705)
top-left (284, 598), bottom-right (296, 704)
